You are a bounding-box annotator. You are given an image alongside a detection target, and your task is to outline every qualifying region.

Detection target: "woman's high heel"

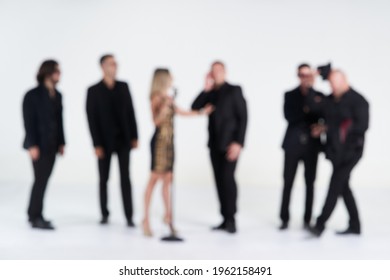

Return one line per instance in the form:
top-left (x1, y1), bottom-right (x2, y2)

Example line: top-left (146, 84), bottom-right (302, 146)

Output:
top-left (142, 220), bottom-right (153, 237)
top-left (163, 215), bottom-right (178, 235)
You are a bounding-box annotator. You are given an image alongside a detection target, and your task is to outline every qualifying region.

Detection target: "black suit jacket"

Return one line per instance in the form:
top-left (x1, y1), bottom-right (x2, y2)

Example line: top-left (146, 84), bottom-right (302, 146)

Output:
top-left (282, 86), bottom-right (324, 152)
top-left (308, 88), bottom-right (369, 165)
top-left (191, 82), bottom-right (247, 152)
top-left (86, 80), bottom-right (138, 151)
top-left (22, 85), bottom-right (65, 153)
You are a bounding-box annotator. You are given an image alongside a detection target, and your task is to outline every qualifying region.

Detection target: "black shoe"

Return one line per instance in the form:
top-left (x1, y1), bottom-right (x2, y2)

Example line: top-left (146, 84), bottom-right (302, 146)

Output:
top-left (279, 222), bottom-right (288, 230)
top-left (211, 221), bottom-right (226, 231)
top-left (335, 228), bottom-right (361, 235)
top-left (225, 220), bottom-right (237, 234)
top-left (30, 218), bottom-right (55, 230)
top-left (308, 225), bottom-right (324, 237)
top-left (29, 216), bottom-right (52, 224)
top-left (127, 220), bottom-right (135, 227)
top-left (100, 217), bottom-right (109, 225)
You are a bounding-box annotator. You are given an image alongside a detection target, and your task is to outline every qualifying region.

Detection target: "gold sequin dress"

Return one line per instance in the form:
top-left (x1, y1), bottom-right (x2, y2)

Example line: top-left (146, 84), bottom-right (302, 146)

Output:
top-left (150, 104), bottom-right (174, 172)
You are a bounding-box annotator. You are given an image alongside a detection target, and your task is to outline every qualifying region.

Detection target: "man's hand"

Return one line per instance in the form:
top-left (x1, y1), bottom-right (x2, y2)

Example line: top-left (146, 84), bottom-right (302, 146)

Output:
top-left (131, 140), bottom-right (138, 149)
top-left (226, 142), bottom-right (242, 162)
top-left (58, 145), bottom-right (65, 156)
top-left (202, 103), bottom-right (215, 115)
top-left (28, 146), bottom-right (40, 161)
top-left (95, 146), bottom-right (105, 159)
top-left (311, 124), bottom-right (327, 138)
top-left (204, 72), bottom-right (214, 92)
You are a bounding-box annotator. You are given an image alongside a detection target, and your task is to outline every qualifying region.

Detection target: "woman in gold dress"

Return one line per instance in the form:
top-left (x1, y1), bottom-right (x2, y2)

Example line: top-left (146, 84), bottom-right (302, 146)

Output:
top-left (142, 68), bottom-right (213, 236)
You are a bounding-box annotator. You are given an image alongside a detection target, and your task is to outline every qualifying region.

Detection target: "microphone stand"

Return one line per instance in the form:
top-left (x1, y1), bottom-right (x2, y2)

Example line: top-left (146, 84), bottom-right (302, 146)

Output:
top-left (161, 88), bottom-right (184, 242)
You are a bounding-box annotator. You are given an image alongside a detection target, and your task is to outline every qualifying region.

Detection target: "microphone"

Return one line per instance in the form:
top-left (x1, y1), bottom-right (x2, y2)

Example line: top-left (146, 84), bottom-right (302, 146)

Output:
top-left (168, 87), bottom-right (178, 99)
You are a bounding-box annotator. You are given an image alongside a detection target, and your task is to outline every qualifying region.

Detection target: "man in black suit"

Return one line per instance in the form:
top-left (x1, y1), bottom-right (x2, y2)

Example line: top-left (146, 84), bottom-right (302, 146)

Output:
top-left (22, 60), bottom-right (66, 230)
top-left (86, 54), bottom-right (138, 226)
top-left (280, 63), bottom-right (324, 230)
top-left (308, 70), bottom-right (369, 237)
top-left (192, 61), bottom-right (247, 233)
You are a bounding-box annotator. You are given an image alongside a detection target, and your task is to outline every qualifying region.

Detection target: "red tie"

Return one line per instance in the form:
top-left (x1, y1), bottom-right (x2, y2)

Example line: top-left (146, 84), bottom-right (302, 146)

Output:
top-left (340, 119), bottom-right (352, 144)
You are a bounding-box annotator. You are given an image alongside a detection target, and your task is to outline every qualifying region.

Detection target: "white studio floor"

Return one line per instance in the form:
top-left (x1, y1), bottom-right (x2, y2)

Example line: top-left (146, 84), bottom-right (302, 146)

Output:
top-left (0, 181), bottom-right (389, 260)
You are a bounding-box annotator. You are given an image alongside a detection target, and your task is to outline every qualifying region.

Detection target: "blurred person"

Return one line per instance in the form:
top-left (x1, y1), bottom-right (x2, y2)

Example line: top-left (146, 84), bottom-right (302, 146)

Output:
top-left (279, 63), bottom-right (324, 230)
top-left (191, 61), bottom-right (247, 234)
top-left (308, 70), bottom-right (369, 237)
top-left (142, 68), bottom-right (213, 237)
top-left (86, 54), bottom-right (138, 227)
top-left (22, 60), bottom-right (66, 230)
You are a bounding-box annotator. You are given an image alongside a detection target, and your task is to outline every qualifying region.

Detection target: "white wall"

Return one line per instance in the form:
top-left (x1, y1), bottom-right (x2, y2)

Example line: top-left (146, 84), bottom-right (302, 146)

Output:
top-left (0, 0), bottom-right (389, 190)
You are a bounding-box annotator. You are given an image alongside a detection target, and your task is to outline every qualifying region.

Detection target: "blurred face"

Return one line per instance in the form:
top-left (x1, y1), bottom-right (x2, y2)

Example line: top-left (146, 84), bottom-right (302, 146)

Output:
top-left (297, 66), bottom-right (314, 89)
top-left (101, 56), bottom-right (117, 79)
top-left (211, 63), bottom-right (226, 86)
top-left (328, 71), bottom-right (349, 98)
top-left (49, 65), bottom-right (61, 85)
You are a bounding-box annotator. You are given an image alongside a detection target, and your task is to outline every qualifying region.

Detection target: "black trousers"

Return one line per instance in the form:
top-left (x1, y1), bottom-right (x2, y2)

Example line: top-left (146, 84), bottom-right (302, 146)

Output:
top-left (316, 152), bottom-right (362, 231)
top-left (280, 146), bottom-right (319, 224)
top-left (98, 145), bottom-right (133, 221)
top-left (28, 152), bottom-right (56, 221)
top-left (210, 149), bottom-right (238, 222)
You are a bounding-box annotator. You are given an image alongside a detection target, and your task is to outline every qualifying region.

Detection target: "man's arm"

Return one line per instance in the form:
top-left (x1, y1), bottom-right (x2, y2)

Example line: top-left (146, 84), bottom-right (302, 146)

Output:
top-left (192, 72), bottom-right (214, 110)
top-left (226, 86), bottom-right (247, 162)
top-left (191, 91), bottom-right (210, 110)
top-left (233, 86), bottom-right (247, 147)
top-left (58, 94), bottom-right (66, 146)
top-left (347, 96), bottom-right (369, 146)
top-left (22, 92), bottom-right (38, 149)
top-left (124, 83), bottom-right (138, 141)
top-left (86, 88), bottom-right (103, 147)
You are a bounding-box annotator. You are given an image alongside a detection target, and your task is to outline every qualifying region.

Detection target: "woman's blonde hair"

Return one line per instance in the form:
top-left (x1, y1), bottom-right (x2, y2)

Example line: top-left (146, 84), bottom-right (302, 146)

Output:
top-left (150, 68), bottom-right (172, 99)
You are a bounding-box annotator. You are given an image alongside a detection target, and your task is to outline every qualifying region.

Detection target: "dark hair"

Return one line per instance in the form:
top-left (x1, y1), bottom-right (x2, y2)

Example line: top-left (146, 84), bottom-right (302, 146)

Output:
top-left (212, 60), bottom-right (225, 68)
top-left (154, 68), bottom-right (170, 75)
top-left (36, 60), bottom-right (59, 84)
top-left (100, 54), bottom-right (114, 65)
top-left (297, 63), bottom-right (311, 71)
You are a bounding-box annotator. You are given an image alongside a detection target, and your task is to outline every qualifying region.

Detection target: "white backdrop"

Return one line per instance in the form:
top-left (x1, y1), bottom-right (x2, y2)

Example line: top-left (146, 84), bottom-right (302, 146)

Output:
top-left (0, 0), bottom-right (389, 190)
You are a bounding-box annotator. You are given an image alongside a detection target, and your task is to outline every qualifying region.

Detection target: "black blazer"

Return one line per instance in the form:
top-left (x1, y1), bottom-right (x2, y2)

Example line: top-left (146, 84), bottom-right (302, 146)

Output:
top-left (282, 87), bottom-right (324, 152)
top-left (308, 88), bottom-right (369, 164)
top-left (86, 80), bottom-right (138, 151)
top-left (191, 82), bottom-right (247, 152)
top-left (22, 85), bottom-right (65, 153)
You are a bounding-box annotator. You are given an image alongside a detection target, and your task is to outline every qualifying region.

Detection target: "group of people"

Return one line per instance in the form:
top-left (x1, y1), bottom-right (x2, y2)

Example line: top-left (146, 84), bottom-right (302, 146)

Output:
top-left (280, 63), bottom-right (369, 237)
top-left (22, 56), bottom-right (369, 239)
top-left (22, 56), bottom-right (248, 236)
